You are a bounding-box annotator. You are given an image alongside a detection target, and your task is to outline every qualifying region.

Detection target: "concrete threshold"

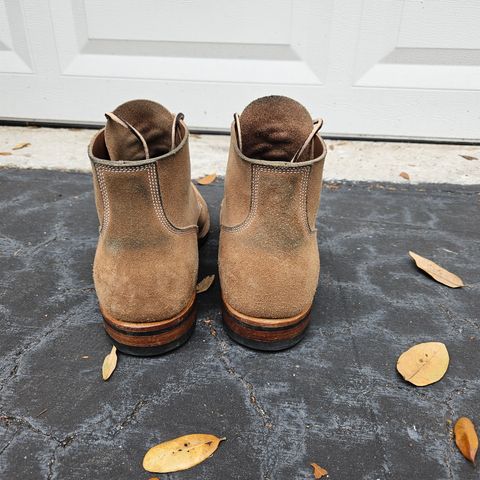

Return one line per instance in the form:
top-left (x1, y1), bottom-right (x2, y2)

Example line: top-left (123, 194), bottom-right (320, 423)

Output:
top-left (0, 125), bottom-right (479, 184)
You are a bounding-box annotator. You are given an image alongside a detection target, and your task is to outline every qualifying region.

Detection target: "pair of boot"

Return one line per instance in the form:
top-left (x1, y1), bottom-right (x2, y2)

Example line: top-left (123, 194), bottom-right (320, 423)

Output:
top-left (88, 96), bottom-right (327, 355)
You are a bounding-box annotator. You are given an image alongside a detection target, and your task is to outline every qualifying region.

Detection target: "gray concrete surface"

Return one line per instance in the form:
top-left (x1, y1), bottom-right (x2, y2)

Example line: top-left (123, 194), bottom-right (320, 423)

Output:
top-left (1, 125), bottom-right (479, 184)
top-left (0, 169), bottom-right (479, 480)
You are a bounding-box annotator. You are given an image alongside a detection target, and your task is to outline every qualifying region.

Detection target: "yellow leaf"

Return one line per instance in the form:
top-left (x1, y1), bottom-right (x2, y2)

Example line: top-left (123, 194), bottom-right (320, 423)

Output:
top-left (12, 142), bottom-right (31, 150)
top-left (311, 462), bottom-right (328, 478)
top-left (409, 251), bottom-right (464, 288)
top-left (396, 342), bottom-right (449, 386)
top-left (0, 152), bottom-right (12, 156)
top-left (196, 274), bottom-right (215, 293)
top-left (399, 171), bottom-right (410, 180)
top-left (143, 434), bottom-right (225, 473)
top-left (197, 173), bottom-right (217, 185)
top-left (454, 417), bottom-right (478, 463)
top-left (102, 345), bottom-right (117, 381)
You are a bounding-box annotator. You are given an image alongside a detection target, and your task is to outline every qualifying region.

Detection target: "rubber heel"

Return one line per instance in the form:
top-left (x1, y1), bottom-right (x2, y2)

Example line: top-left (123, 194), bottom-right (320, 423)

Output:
top-left (101, 296), bottom-right (197, 356)
top-left (221, 297), bottom-right (311, 351)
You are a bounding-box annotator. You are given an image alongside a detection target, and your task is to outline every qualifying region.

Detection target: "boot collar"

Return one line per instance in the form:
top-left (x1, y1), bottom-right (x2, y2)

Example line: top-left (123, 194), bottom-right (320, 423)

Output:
top-left (230, 123), bottom-right (326, 169)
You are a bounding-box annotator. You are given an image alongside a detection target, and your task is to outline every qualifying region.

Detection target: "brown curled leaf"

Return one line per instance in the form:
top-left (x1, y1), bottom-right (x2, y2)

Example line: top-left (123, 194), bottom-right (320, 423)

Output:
top-left (196, 274), bottom-right (215, 293)
top-left (396, 342), bottom-right (449, 386)
top-left (409, 251), bottom-right (464, 288)
top-left (12, 142), bottom-right (31, 150)
top-left (197, 173), bottom-right (217, 185)
top-left (311, 462), bottom-right (328, 478)
top-left (143, 434), bottom-right (225, 473)
top-left (454, 417), bottom-right (478, 463)
top-left (102, 345), bottom-right (117, 381)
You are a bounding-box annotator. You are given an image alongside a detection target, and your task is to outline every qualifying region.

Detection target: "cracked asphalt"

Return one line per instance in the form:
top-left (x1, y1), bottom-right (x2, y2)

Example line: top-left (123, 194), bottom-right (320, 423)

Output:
top-left (0, 168), bottom-right (479, 480)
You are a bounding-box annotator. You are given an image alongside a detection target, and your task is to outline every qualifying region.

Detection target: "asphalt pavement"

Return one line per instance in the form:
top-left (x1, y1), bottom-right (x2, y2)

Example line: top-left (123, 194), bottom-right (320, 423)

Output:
top-left (0, 169), bottom-right (479, 479)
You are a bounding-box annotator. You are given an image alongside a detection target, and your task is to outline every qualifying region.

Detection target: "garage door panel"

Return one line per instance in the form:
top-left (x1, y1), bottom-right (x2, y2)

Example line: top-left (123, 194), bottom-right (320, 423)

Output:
top-left (49, 0), bottom-right (329, 85)
top-left (398, 1), bottom-right (480, 49)
top-left (84, 0), bottom-right (292, 44)
top-left (355, 0), bottom-right (480, 90)
top-left (0, 0), bottom-right (32, 73)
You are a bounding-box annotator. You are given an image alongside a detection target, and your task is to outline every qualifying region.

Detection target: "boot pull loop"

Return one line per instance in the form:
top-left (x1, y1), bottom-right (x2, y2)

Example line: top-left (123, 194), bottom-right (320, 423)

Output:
top-left (171, 112), bottom-right (185, 150)
top-left (233, 113), bottom-right (243, 151)
top-left (105, 112), bottom-right (150, 160)
top-left (291, 118), bottom-right (323, 163)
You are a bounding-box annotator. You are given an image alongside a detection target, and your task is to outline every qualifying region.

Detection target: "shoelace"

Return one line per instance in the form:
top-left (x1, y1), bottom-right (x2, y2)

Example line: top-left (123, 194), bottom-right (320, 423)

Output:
top-left (105, 111), bottom-right (150, 159)
top-left (105, 111), bottom-right (185, 159)
top-left (290, 118), bottom-right (323, 163)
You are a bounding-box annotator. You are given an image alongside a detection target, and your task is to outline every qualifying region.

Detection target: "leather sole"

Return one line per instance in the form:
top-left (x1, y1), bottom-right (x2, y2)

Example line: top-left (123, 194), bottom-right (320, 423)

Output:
top-left (221, 296), bottom-right (311, 351)
top-left (101, 294), bottom-right (196, 356)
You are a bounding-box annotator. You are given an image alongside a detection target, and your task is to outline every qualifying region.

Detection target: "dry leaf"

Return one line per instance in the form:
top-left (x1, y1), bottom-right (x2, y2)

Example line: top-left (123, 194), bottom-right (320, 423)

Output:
top-left (196, 274), bottom-right (215, 293)
top-left (459, 155), bottom-right (478, 161)
top-left (311, 462), bottom-right (328, 478)
top-left (399, 171), bottom-right (410, 180)
top-left (454, 417), bottom-right (478, 463)
top-left (12, 142), bottom-right (31, 150)
top-left (0, 152), bottom-right (12, 156)
top-left (102, 345), bottom-right (117, 381)
top-left (409, 251), bottom-right (464, 288)
top-left (197, 173), bottom-right (217, 185)
top-left (143, 434), bottom-right (225, 473)
top-left (396, 342), bottom-right (449, 386)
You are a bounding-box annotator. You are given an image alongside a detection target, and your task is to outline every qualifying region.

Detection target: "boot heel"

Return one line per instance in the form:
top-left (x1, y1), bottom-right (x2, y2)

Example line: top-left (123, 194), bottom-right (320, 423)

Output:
top-left (221, 297), bottom-right (311, 351)
top-left (101, 296), bottom-right (196, 356)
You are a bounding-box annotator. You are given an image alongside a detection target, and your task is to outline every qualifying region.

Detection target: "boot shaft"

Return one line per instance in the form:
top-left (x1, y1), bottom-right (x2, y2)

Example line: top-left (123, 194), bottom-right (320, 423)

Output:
top-left (89, 120), bottom-right (200, 241)
top-left (221, 119), bottom-right (327, 245)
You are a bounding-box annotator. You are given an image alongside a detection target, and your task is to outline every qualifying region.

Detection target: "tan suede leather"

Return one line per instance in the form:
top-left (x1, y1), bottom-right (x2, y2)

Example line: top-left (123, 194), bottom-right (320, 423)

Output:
top-left (89, 100), bottom-right (209, 324)
top-left (219, 96), bottom-right (326, 319)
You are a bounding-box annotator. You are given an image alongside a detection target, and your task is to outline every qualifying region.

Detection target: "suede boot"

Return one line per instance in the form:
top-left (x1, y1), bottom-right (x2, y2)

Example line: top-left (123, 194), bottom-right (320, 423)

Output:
top-left (89, 100), bottom-right (210, 355)
top-left (219, 96), bottom-right (326, 350)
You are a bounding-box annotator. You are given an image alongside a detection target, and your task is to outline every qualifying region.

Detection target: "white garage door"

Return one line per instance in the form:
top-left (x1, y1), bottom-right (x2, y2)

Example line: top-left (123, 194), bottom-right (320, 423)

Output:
top-left (1, 0), bottom-right (479, 141)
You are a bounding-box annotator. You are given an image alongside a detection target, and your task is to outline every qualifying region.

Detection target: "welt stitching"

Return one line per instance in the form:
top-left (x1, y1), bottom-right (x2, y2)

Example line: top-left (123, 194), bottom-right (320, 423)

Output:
top-left (96, 164), bottom-right (193, 235)
top-left (223, 165), bottom-right (310, 234)
top-left (300, 166), bottom-right (311, 232)
top-left (253, 165), bottom-right (310, 233)
top-left (148, 167), bottom-right (197, 235)
top-left (96, 167), bottom-right (110, 232)
top-left (98, 165), bottom-right (151, 173)
top-left (222, 166), bottom-right (260, 233)
top-left (146, 166), bottom-right (177, 234)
